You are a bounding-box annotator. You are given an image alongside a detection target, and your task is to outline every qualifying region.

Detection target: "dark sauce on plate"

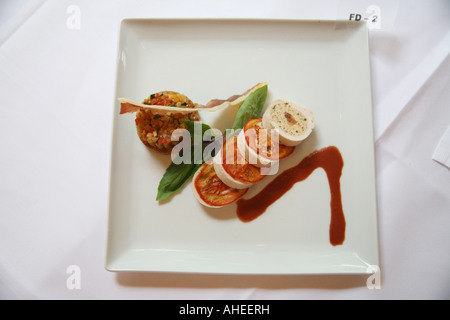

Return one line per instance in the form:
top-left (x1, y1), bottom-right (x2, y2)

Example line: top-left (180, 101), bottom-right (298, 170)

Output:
top-left (236, 146), bottom-right (346, 246)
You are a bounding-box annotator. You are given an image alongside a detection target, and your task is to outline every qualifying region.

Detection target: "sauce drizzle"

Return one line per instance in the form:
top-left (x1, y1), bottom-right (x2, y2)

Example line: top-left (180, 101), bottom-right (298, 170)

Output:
top-left (236, 146), bottom-right (346, 246)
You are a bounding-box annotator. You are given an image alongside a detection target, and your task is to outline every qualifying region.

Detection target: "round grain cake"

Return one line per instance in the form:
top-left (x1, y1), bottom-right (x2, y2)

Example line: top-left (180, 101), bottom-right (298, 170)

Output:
top-left (135, 91), bottom-right (200, 154)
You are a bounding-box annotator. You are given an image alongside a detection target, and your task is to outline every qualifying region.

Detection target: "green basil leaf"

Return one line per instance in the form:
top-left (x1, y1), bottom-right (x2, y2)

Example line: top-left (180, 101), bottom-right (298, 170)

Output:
top-left (232, 84), bottom-right (268, 130)
top-left (156, 121), bottom-right (213, 201)
top-left (182, 120), bottom-right (214, 164)
top-left (156, 161), bottom-right (201, 201)
top-left (182, 120), bottom-right (212, 137)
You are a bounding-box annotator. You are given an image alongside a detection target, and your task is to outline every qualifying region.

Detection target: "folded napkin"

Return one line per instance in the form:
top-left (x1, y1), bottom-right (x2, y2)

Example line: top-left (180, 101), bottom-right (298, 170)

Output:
top-left (432, 125), bottom-right (450, 169)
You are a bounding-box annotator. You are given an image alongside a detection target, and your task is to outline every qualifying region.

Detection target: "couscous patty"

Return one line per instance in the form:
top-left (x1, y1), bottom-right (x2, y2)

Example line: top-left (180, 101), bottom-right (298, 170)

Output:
top-left (135, 91), bottom-right (200, 153)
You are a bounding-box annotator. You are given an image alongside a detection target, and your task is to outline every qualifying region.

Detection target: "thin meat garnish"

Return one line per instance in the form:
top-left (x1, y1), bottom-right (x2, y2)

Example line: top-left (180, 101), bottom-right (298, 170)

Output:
top-left (119, 82), bottom-right (267, 114)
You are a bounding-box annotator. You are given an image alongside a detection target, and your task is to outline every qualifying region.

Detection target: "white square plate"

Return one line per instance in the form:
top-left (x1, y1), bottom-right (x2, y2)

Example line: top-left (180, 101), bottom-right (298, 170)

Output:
top-left (106, 19), bottom-right (379, 274)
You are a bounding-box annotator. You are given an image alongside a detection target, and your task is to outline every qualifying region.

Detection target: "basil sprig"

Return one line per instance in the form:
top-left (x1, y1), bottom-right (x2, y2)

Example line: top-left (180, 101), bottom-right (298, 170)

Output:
top-left (156, 121), bottom-right (215, 201)
top-left (156, 160), bottom-right (201, 201)
top-left (232, 84), bottom-right (268, 130)
top-left (156, 83), bottom-right (268, 201)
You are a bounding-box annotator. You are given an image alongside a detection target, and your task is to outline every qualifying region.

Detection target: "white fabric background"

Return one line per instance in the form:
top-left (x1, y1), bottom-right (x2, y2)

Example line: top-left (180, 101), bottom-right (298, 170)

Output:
top-left (0, 0), bottom-right (449, 300)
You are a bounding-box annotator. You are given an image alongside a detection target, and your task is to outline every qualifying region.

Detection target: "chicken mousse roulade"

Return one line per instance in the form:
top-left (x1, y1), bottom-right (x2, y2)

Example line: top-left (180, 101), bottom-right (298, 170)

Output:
top-left (262, 99), bottom-right (314, 147)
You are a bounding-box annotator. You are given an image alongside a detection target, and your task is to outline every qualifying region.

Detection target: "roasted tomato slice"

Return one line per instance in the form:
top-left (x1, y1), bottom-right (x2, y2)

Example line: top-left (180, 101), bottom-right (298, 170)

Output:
top-left (222, 134), bottom-right (265, 184)
top-left (243, 118), bottom-right (295, 160)
top-left (193, 162), bottom-right (248, 207)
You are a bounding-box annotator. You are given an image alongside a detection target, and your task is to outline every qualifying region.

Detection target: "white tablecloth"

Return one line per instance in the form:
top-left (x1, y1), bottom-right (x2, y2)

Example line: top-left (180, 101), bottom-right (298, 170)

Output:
top-left (1, 0), bottom-right (449, 300)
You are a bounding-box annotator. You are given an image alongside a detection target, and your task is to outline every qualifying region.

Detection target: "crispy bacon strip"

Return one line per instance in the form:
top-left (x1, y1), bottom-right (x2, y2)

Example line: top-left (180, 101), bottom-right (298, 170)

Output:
top-left (119, 82), bottom-right (267, 114)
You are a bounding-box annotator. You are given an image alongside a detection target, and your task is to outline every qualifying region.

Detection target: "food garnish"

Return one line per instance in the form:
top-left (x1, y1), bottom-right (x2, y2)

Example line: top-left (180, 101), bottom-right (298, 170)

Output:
top-left (119, 82), bottom-right (268, 114)
top-left (156, 120), bottom-right (217, 201)
top-left (231, 84), bottom-right (268, 130)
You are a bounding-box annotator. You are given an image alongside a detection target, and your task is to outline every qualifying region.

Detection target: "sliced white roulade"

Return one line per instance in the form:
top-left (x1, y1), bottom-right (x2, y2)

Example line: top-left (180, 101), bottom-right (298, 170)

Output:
top-left (262, 99), bottom-right (315, 147)
top-left (213, 134), bottom-right (265, 189)
top-left (237, 118), bottom-right (295, 168)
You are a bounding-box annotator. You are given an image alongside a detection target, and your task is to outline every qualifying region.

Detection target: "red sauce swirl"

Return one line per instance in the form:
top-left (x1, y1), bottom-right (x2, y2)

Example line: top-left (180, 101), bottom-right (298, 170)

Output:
top-left (236, 146), bottom-right (346, 246)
